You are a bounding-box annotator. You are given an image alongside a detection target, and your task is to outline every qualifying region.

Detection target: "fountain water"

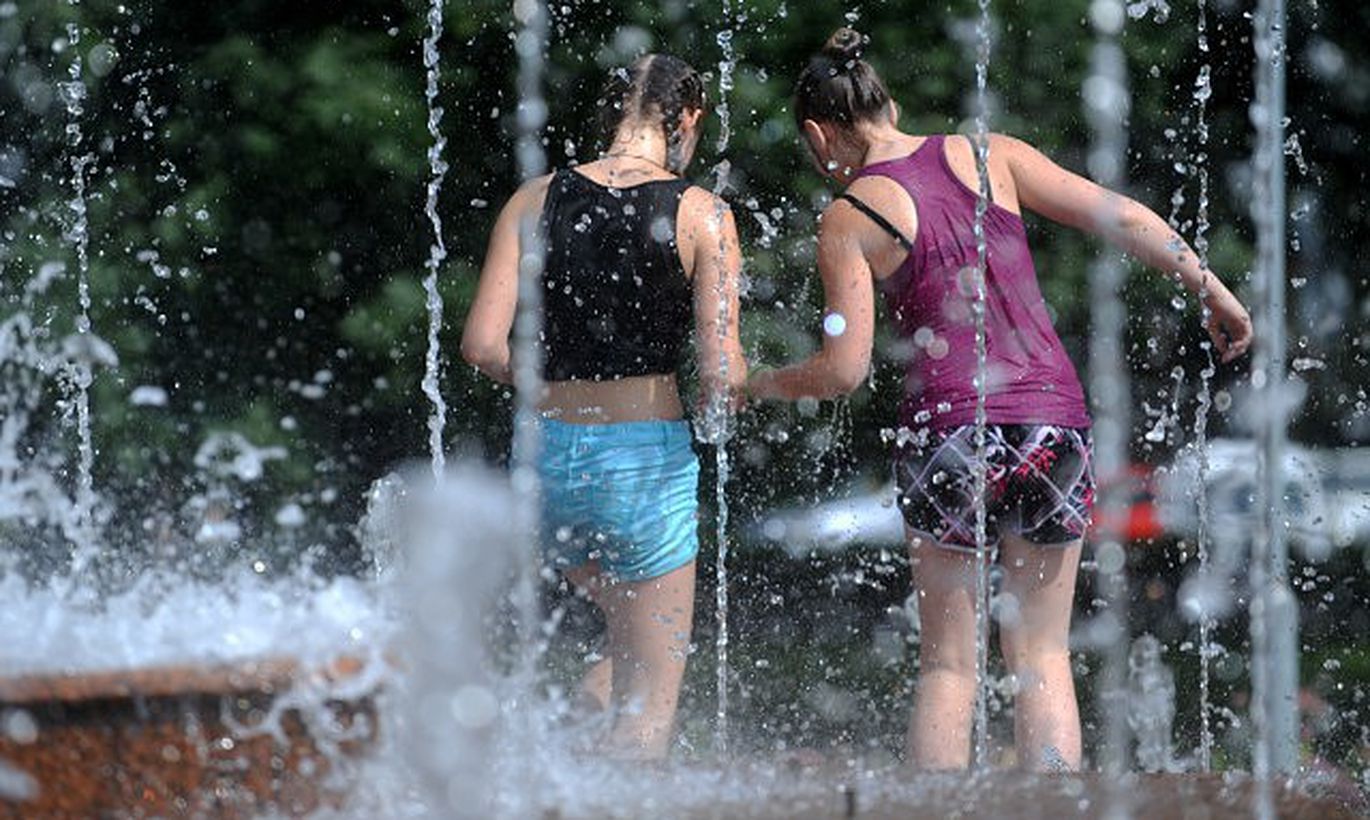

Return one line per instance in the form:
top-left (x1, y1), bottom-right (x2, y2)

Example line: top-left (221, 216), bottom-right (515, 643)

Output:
top-left (419, 0), bottom-right (450, 486)
top-left (1189, 0), bottom-right (1218, 770)
top-left (1082, 0), bottom-right (1134, 783)
top-left (967, 0), bottom-right (995, 771)
top-left (401, 466), bottom-right (515, 819)
top-left (706, 0), bottom-right (739, 756)
top-left (58, 8), bottom-right (99, 583)
top-left (0, 12), bottom-right (395, 813)
top-left (510, 0), bottom-right (551, 705)
top-left (1248, 0), bottom-right (1299, 805)
top-left (1126, 634), bottom-right (1178, 772)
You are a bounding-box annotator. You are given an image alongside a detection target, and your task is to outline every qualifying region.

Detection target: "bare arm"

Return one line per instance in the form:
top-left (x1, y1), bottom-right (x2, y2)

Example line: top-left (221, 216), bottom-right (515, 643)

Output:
top-left (747, 200), bottom-right (877, 401)
top-left (683, 189), bottom-right (748, 403)
top-left (1001, 134), bottom-right (1252, 362)
top-left (460, 177), bottom-right (550, 383)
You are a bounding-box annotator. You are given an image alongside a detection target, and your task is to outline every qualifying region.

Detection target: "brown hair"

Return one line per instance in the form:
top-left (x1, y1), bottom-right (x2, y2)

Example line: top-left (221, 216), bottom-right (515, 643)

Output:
top-left (793, 28), bottom-right (892, 129)
top-left (596, 54), bottom-right (706, 169)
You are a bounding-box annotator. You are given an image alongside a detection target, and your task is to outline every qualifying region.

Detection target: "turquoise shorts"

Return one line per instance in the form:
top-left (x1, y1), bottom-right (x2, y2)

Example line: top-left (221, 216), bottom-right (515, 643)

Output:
top-left (537, 419), bottom-right (700, 582)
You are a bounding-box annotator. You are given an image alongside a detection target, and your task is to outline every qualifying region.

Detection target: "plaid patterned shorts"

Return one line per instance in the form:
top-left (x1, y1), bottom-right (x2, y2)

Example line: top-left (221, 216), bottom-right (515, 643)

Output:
top-left (893, 424), bottom-right (1094, 551)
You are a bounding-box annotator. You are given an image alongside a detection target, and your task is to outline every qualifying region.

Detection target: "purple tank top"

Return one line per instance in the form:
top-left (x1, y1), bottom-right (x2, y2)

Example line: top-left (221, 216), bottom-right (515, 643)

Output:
top-left (854, 135), bottom-right (1090, 430)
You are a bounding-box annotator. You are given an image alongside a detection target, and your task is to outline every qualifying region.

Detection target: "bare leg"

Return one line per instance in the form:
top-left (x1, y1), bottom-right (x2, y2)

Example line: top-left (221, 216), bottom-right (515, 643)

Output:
top-left (576, 655), bottom-right (613, 713)
top-left (569, 560), bottom-right (696, 759)
top-left (566, 562), bottom-right (612, 713)
top-left (906, 532), bottom-right (981, 770)
top-left (996, 534), bottom-right (1082, 771)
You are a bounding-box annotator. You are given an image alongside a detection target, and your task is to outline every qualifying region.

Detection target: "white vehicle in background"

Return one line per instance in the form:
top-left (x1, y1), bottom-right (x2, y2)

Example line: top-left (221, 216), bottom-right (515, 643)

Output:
top-left (1155, 438), bottom-right (1370, 563)
top-left (752, 438), bottom-right (1370, 562)
top-left (752, 484), bottom-right (905, 557)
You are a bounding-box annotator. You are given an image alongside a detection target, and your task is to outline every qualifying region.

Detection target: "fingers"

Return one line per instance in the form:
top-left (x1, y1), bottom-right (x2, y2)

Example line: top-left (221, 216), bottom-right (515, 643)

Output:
top-left (1205, 316), bottom-right (1230, 360)
top-left (1207, 313), bottom-right (1252, 364)
top-left (1224, 325), bottom-right (1252, 362)
top-left (1225, 308), bottom-right (1254, 362)
top-left (1199, 288), bottom-right (1254, 364)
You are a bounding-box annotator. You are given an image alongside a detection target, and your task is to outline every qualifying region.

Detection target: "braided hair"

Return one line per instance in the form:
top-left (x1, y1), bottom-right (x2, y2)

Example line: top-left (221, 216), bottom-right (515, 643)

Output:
top-left (794, 28), bottom-right (892, 129)
top-left (597, 54), bottom-right (706, 173)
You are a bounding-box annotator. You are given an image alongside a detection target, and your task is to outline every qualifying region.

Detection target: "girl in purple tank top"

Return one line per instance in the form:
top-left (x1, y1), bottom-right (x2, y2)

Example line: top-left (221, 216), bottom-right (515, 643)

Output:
top-left (747, 28), bottom-right (1252, 772)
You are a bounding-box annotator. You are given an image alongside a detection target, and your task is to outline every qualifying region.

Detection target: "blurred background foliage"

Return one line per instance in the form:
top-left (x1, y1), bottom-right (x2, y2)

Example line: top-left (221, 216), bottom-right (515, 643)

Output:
top-left (5, 0), bottom-right (1366, 531)
top-left (2, 0), bottom-right (1369, 765)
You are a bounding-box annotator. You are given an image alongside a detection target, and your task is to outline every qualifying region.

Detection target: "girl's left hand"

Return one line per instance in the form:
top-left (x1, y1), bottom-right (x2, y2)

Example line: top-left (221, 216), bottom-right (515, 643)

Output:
top-left (1202, 282), bottom-right (1253, 363)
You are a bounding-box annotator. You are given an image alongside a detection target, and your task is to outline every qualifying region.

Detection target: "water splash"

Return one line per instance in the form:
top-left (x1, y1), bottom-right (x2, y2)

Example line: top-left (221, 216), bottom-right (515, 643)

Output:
top-left (0, 567), bottom-right (390, 676)
top-left (1190, 0), bottom-right (1218, 771)
top-left (401, 467), bottom-right (514, 817)
top-left (509, 0), bottom-right (551, 723)
top-left (1248, 0), bottom-right (1298, 810)
top-left (712, 418), bottom-right (733, 756)
top-left (0, 311), bottom-right (87, 562)
top-left (967, 0), bottom-right (994, 770)
top-left (1126, 634), bottom-right (1178, 772)
top-left (59, 10), bottom-right (99, 583)
top-left (1125, 0), bottom-right (1172, 23)
top-left (705, 0), bottom-right (739, 757)
top-left (1083, 0), bottom-right (1133, 783)
top-left (420, 0), bottom-right (450, 486)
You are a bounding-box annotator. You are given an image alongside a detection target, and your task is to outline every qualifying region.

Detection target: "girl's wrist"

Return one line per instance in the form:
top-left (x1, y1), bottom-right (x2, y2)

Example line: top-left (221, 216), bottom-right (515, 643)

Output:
top-left (745, 369), bottom-right (774, 400)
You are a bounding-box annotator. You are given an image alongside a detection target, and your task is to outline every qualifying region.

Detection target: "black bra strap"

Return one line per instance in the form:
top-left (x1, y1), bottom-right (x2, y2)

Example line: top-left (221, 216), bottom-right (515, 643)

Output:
top-left (837, 192), bottom-right (914, 251)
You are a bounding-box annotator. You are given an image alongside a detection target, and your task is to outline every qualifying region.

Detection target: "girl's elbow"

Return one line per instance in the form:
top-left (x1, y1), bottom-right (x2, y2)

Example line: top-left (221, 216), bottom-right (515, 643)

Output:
top-left (829, 363), bottom-right (868, 396)
top-left (728, 354), bottom-right (749, 388)
top-left (831, 373), bottom-right (864, 396)
top-left (460, 336), bottom-right (503, 371)
top-left (828, 348), bottom-right (870, 395)
top-left (458, 338), bottom-right (483, 368)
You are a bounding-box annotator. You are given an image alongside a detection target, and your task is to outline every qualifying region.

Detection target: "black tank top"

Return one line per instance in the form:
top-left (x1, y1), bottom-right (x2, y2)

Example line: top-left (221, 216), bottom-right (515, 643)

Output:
top-left (539, 168), bottom-right (694, 382)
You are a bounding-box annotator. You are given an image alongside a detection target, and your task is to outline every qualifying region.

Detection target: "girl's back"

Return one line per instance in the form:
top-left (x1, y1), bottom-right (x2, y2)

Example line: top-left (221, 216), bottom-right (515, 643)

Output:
top-left (855, 135), bottom-right (1089, 431)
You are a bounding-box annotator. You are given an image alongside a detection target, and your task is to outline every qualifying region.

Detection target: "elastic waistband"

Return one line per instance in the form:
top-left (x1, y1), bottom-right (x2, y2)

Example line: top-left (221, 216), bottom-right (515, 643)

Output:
top-left (538, 417), bottom-right (693, 446)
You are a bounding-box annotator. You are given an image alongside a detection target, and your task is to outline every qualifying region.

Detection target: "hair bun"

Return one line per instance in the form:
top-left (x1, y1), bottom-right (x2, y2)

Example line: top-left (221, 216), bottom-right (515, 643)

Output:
top-left (822, 27), bottom-right (866, 67)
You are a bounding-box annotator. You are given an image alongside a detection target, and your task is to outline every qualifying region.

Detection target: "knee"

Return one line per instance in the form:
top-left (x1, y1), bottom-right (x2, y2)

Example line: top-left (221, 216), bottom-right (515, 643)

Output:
top-left (1000, 642), bottom-right (1072, 684)
top-left (917, 641), bottom-right (978, 679)
top-left (998, 619), bottom-right (1069, 668)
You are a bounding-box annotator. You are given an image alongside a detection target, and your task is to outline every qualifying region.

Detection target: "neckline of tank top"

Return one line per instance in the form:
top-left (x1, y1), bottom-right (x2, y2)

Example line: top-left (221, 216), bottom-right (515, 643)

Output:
top-left (563, 167), bottom-right (688, 193)
top-left (856, 135), bottom-right (1025, 224)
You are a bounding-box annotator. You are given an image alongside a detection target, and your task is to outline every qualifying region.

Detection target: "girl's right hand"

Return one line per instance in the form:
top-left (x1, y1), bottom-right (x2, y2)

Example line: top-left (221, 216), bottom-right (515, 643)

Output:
top-left (1201, 280), bottom-right (1253, 363)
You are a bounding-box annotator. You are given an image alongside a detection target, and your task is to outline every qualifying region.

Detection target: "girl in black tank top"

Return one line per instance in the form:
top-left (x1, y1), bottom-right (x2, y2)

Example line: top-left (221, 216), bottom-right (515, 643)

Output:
top-left (460, 54), bottom-right (746, 762)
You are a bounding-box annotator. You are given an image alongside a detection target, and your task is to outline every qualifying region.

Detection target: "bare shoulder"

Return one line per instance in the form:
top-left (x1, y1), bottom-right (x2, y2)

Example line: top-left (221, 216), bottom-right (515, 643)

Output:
top-left (989, 132), bottom-right (1032, 153)
top-left (490, 173), bottom-right (555, 226)
top-left (513, 172), bottom-right (555, 207)
top-left (833, 174), bottom-right (918, 241)
top-left (843, 173), bottom-right (913, 206)
top-left (942, 131), bottom-right (1021, 162)
top-left (679, 185), bottom-right (734, 235)
top-left (989, 134), bottom-right (1058, 171)
top-left (680, 185), bottom-right (730, 215)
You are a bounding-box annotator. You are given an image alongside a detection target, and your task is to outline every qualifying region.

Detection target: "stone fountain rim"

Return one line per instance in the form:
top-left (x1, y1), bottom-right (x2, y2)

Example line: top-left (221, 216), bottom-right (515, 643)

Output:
top-left (0, 654), bottom-right (368, 705)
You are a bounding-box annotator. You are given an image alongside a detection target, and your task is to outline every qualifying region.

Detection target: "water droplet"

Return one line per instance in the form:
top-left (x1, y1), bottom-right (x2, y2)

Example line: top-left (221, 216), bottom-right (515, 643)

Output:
top-left (650, 216), bottom-right (673, 242)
